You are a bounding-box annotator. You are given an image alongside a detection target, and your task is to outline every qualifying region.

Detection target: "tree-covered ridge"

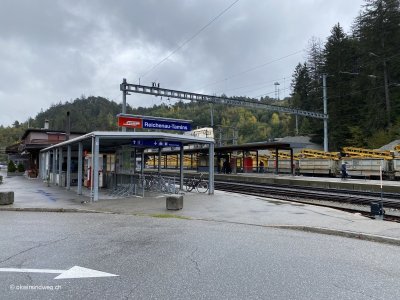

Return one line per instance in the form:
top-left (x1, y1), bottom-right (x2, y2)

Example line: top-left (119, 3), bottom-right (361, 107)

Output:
top-left (0, 95), bottom-right (290, 153)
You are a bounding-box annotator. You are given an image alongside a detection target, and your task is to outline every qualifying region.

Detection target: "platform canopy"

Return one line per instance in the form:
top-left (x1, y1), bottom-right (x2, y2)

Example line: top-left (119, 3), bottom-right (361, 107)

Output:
top-left (40, 131), bottom-right (215, 201)
top-left (41, 131), bottom-right (214, 151)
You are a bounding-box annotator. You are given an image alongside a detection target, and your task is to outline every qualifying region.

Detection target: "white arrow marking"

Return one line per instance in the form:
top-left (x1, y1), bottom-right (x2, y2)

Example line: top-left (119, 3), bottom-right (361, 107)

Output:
top-left (0, 266), bottom-right (119, 280)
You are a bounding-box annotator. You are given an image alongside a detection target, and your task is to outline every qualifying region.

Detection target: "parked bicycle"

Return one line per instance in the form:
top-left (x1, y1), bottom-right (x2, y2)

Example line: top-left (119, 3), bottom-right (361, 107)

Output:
top-left (144, 173), bottom-right (178, 194)
top-left (184, 173), bottom-right (208, 193)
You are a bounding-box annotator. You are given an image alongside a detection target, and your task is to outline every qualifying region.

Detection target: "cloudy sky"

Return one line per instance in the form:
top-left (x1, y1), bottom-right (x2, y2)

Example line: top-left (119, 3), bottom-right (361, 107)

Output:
top-left (0, 0), bottom-right (365, 127)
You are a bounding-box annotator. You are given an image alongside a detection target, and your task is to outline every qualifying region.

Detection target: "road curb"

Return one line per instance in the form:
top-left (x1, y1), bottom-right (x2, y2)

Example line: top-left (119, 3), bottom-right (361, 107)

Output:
top-left (270, 225), bottom-right (400, 246)
top-left (0, 207), bottom-right (105, 214)
top-left (1, 206), bottom-right (400, 246)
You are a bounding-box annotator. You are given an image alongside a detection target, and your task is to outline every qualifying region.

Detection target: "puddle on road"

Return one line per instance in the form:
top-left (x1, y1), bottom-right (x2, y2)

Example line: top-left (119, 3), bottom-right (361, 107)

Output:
top-left (36, 189), bottom-right (58, 202)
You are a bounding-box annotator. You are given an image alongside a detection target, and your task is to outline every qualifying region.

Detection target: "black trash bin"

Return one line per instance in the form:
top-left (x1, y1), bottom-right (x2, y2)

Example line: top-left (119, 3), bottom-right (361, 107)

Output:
top-left (370, 201), bottom-right (384, 219)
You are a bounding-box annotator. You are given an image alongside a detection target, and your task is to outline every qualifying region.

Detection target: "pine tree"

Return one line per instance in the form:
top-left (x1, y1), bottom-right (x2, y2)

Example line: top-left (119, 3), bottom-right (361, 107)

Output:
top-left (354, 0), bottom-right (400, 128)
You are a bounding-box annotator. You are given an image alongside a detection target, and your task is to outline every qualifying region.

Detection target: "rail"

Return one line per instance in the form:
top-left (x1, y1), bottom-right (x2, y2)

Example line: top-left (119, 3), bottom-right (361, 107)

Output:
top-left (214, 180), bottom-right (400, 221)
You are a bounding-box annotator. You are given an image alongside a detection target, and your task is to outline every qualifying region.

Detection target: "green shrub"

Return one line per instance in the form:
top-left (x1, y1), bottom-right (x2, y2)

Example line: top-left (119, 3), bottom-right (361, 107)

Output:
top-left (7, 161), bottom-right (16, 172)
top-left (17, 163), bottom-right (25, 172)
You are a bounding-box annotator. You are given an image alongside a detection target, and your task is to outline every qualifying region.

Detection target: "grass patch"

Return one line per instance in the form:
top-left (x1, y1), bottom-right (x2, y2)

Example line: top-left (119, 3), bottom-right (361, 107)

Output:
top-left (150, 213), bottom-right (190, 220)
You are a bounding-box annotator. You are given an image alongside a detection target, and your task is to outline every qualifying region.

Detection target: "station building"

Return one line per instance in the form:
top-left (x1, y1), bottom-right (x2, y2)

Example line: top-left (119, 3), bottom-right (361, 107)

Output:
top-left (6, 126), bottom-right (85, 177)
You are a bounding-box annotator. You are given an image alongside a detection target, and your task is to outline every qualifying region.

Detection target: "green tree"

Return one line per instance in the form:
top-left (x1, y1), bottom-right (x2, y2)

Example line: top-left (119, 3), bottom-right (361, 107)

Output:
top-left (7, 161), bottom-right (16, 172)
top-left (323, 23), bottom-right (360, 150)
top-left (354, 0), bottom-right (400, 128)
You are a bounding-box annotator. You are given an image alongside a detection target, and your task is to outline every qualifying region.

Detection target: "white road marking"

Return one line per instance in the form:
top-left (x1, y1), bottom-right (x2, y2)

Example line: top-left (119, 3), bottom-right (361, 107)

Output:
top-left (0, 266), bottom-right (119, 280)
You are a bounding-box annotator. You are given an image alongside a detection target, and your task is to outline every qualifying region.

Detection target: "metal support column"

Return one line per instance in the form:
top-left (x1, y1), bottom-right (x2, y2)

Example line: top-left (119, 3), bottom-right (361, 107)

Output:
top-left (38, 153), bottom-right (42, 179)
top-left (93, 136), bottom-right (100, 202)
top-left (122, 78), bottom-right (127, 132)
top-left (180, 146), bottom-right (184, 190)
top-left (322, 74), bottom-right (328, 152)
top-left (52, 149), bottom-right (56, 184)
top-left (66, 145), bottom-right (71, 189)
top-left (141, 152), bottom-right (145, 177)
top-left (242, 151), bottom-right (245, 173)
top-left (58, 147), bottom-right (63, 186)
top-left (208, 143), bottom-right (214, 194)
top-left (275, 148), bottom-right (279, 174)
top-left (256, 151), bottom-right (259, 173)
top-left (290, 148), bottom-right (294, 175)
top-left (133, 148), bottom-right (137, 174)
top-left (44, 152), bottom-right (48, 180)
top-left (43, 153), bottom-right (46, 179)
top-left (42, 152), bottom-right (46, 179)
top-left (77, 142), bottom-right (83, 195)
top-left (90, 137), bottom-right (94, 201)
top-left (158, 148), bottom-right (162, 173)
top-left (47, 152), bottom-right (50, 180)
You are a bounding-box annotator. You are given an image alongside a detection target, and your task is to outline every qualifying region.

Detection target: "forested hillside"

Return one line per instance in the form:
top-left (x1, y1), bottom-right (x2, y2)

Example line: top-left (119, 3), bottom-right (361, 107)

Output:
top-left (290, 0), bottom-right (400, 149)
top-left (0, 95), bottom-right (290, 150)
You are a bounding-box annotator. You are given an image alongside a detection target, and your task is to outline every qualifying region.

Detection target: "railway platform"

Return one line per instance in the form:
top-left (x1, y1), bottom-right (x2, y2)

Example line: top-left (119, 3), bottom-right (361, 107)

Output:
top-left (217, 173), bottom-right (400, 193)
top-left (1, 171), bottom-right (400, 245)
top-left (145, 168), bottom-right (400, 193)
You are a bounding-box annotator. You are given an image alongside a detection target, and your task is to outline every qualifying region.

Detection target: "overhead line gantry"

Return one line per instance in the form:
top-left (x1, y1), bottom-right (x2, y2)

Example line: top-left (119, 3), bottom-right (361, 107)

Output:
top-left (120, 79), bottom-right (329, 147)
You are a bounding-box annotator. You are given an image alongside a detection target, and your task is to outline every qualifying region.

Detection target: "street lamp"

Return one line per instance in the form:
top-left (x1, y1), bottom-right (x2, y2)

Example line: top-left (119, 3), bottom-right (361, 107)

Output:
top-left (369, 52), bottom-right (391, 126)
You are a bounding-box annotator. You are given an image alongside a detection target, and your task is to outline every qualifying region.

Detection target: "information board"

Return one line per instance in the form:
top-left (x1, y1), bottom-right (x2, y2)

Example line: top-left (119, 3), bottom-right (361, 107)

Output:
top-left (132, 140), bottom-right (182, 148)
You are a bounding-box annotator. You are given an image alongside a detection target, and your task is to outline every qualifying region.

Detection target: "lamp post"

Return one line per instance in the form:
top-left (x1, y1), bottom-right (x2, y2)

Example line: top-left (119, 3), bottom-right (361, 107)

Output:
top-left (369, 52), bottom-right (391, 127)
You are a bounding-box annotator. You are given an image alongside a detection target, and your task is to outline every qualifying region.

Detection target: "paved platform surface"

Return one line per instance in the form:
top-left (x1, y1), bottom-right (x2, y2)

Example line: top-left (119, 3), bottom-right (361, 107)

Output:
top-left (1, 171), bottom-right (400, 244)
top-left (218, 172), bottom-right (400, 193)
top-left (149, 168), bottom-right (400, 193)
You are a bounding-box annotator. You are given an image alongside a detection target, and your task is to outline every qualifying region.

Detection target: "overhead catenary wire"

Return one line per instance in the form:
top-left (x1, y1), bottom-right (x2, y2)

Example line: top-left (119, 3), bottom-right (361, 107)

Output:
top-left (195, 49), bottom-right (305, 92)
top-left (139, 0), bottom-right (241, 81)
top-left (211, 75), bottom-right (292, 95)
top-left (252, 86), bottom-right (292, 99)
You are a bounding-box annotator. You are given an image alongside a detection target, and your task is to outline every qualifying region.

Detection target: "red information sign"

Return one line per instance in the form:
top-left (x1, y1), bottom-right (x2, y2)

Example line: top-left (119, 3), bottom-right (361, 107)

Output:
top-left (118, 116), bottom-right (143, 128)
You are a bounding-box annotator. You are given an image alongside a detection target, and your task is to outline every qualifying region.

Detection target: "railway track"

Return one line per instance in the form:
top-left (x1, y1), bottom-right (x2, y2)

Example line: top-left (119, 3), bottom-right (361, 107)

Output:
top-left (214, 180), bottom-right (400, 222)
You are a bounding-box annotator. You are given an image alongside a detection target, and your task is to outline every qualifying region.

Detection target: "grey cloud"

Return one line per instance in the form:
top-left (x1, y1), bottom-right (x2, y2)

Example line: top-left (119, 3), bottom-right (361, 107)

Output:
top-left (0, 0), bottom-right (364, 126)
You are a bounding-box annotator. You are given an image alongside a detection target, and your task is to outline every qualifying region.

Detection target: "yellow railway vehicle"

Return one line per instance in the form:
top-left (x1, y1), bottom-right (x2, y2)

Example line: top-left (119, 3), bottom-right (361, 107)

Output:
top-left (299, 149), bottom-right (340, 160)
top-left (342, 147), bottom-right (394, 160)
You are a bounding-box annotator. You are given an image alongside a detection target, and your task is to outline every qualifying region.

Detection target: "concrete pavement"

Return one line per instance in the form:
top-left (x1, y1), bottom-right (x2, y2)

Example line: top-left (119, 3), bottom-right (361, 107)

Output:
top-left (1, 170), bottom-right (400, 245)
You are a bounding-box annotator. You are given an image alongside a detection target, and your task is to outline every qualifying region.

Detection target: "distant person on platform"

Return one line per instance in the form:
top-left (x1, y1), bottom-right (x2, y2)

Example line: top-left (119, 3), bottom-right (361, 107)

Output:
top-left (259, 161), bottom-right (264, 173)
top-left (222, 159), bottom-right (230, 174)
top-left (341, 162), bottom-right (348, 180)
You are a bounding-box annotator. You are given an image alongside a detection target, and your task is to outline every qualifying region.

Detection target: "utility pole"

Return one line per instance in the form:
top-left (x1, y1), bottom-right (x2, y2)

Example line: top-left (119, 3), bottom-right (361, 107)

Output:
top-left (370, 52), bottom-right (391, 127)
top-left (210, 103), bottom-right (214, 128)
top-left (383, 58), bottom-right (391, 127)
top-left (322, 74), bottom-right (328, 152)
top-left (121, 78), bottom-right (127, 132)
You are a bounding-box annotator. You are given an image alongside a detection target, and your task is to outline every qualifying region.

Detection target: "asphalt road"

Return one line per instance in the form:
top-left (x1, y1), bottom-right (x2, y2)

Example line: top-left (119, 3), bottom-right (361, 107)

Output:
top-left (0, 211), bottom-right (399, 300)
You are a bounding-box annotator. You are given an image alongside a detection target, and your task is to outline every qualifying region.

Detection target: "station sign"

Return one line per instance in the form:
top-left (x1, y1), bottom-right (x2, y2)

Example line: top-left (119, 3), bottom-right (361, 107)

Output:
top-left (118, 115), bottom-right (191, 131)
top-left (132, 139), bottom-right (182, 148)
top-left (142, 119), bottom-right (191, 131)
